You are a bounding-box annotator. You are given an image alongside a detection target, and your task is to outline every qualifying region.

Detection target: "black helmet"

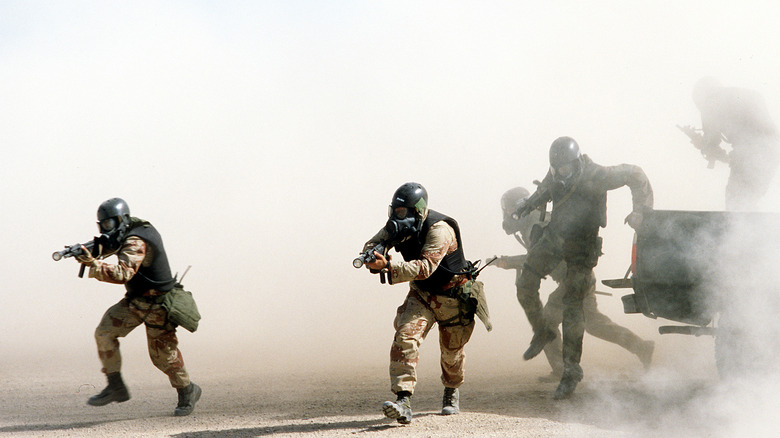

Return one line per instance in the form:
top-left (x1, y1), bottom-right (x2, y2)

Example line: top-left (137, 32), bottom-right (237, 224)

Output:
top-left (386, 182), bottom-right (428, 238)
top-left (389, 182), bottom-right (428, 219)
top-left (96, 197), bottom-right (130, 234)
top-left (549, 136), bottom-right (582, 184)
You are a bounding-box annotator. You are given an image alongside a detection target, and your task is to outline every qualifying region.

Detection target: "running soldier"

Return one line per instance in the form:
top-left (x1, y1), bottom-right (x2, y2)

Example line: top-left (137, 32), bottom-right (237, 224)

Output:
top-left (361, 182), bottom-right (490, 424)
top-left (516, 138), bottom-right (653, 399)
top-left (687, 77), bottom-right (780, 210)
top-left (72, 198), bottom-right (201, 416)
top-left (495, 187), bottom-right (654, 381)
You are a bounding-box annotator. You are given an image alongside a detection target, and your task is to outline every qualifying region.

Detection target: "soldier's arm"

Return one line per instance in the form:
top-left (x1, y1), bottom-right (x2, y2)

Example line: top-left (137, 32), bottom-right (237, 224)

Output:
top-left (88, 237), bottom-right (146, 284)
top-left (496, 254), bottom-right (527, 270)
top-left (597, 164), bottom-right (654, 212)
top-left (362, 228), bottom-right (391, 252)
top-left (388, 221), bottom-right (456, 284)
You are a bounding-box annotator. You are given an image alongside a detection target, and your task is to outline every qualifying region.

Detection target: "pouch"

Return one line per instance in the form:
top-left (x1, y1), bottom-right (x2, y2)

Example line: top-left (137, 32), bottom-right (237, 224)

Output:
top-left (162, 287), bottom-right (201, 333)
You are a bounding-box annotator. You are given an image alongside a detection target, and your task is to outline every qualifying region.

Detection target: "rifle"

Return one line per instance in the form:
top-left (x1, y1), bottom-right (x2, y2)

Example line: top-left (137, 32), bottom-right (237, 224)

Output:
top-left (52, 235), bottom-right (105, 278)
top-left (676, 124), bottom-right (729, 169)
top-left (513, 180), bottom-right (551, 220)
top-left (353, 239), bottom-right (392, 284)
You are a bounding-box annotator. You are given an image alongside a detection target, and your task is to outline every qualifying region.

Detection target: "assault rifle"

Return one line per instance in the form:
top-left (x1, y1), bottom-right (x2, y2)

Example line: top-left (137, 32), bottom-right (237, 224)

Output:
top-left (353, 239), bottom-right (392, 284)
top-left (676, 124), bottom-right (729, 169)
top-left (513, 180), bottom-right (551, 220)
top-left (52, 235), bottom-right (107, 278)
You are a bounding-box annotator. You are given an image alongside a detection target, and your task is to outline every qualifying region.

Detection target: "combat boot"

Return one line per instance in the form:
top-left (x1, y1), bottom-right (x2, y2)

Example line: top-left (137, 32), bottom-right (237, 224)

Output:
top-left (441, 387), bottom-right (459, 415)
top-left (523, 328), bottom-right (556, 360)
top-left (553, 374), bottom-right (582, 400)
top-left (174, 382), bottom-right (202, 416)
top-left (382, 391), bottom-right (412, 424)
top-left (87, 372), bottom-right (130, 406)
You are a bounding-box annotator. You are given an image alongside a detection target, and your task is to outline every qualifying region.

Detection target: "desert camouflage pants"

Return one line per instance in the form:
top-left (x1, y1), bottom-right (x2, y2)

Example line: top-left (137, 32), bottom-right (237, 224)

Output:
top-left (94, 297), bottom-right (190, 388)
top-left (390, 288), bottom-right (475, 395)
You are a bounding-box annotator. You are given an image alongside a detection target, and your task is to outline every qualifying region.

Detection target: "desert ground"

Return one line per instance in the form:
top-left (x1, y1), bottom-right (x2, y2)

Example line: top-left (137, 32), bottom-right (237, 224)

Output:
top-left (2, 338), bottom-right (776, 438)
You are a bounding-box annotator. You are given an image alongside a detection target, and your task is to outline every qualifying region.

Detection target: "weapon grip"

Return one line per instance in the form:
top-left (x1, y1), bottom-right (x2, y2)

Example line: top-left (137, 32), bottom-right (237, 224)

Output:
top-left (78, 264), bottom-right (86, 278)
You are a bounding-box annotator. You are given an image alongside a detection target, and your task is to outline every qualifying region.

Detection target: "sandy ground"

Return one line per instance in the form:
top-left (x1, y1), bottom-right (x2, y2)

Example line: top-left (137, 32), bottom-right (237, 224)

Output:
top-left (3, 350), bottom-right (773, 438)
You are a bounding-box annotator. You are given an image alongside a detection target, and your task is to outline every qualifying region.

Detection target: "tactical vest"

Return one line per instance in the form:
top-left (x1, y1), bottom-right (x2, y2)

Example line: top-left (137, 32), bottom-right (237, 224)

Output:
top-left (123, 218), bottom-right (176, 297)
top-left (395, 210), bottom-right (468, 292)
top-left (549, 157), bottom-right (607, 239)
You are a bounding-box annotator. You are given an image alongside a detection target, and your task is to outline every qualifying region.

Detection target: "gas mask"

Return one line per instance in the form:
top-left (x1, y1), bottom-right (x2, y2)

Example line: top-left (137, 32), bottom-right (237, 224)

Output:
top-left (385, 205), bottom-right (421, 241)
top-left (94, 216), bottom-right (128, 256)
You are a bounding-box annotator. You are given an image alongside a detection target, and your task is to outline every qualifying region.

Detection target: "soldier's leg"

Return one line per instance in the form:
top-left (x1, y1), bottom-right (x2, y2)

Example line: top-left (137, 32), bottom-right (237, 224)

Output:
top-left (389, 291), bottom-right (435, 395)
top-left (89, 299), bottom-right (141, 406)
top-left (94, 299), bottom-right (143, 375)
top-left (518, 244), bottom-right (561, 360)
top-left (582, 290), bottom-right (654, 367)
top-left (131, 300), bottom-right (191, 388)
top-left (541, 286), bottom-right (565, 377)
top-left (434, 297), bottom-right (476, 389)
top-left (432, 294), bottom-right (475, 416)
top-left (516, 245), bottom-right (559, 331)
top-left (560, 266), bottom-right (589, 381)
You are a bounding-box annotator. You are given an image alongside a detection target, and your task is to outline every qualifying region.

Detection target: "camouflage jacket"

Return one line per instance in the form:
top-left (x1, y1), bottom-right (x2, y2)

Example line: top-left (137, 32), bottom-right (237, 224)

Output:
top-left (364, 220), bottom-right (466, 290)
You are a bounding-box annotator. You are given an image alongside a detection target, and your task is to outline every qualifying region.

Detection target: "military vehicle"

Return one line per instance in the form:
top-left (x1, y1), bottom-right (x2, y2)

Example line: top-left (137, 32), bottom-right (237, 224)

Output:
top-left (604, 209), bottom-right (780, 377)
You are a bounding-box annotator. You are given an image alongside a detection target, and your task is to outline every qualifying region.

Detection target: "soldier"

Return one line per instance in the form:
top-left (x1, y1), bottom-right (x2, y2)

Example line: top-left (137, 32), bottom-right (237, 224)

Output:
top-left (515, 138), bottom-right (653, 399)
top-left (73, 198), bottom-right (201, 416)
top-left (495, 187), bottom-right (654, 381)
top-left (691, 77), bottom-right (780, 211)
top-left (361, 182), bottom-right (490, 424)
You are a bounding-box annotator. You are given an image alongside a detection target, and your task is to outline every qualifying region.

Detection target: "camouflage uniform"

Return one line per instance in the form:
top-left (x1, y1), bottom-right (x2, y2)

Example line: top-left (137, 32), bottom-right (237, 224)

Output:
top-left (367, 219), bottom-right (479, 395)
top-left (88, 234), bottom-right (190, 389)
top-left (498, 209), bottom-right (653, 377)
top-left (695, 83), bottom-right (780, 210)
top-left (523, 156), bottom-right (653, 383)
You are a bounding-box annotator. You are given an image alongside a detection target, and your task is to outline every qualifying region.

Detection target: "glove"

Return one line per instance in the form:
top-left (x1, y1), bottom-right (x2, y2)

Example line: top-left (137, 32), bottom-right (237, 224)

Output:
top-left (74, 245), bottom-right (96, 266)
top-left (624, 211), bottom-right (643, 230)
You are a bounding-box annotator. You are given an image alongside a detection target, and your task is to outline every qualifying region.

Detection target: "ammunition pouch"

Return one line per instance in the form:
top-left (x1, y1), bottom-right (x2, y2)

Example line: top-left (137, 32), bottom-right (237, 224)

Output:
top-left (161, 285), bottom-right (202, 333)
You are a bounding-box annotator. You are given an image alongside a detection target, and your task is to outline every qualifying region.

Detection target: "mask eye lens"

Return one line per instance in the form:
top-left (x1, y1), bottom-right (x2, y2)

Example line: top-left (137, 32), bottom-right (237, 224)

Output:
top-left (99, 218), bottom-right (117, 232)
top-left (557, 163), bottom-right (573, 178)
top-left (393, 207), bottom-right (409, 219)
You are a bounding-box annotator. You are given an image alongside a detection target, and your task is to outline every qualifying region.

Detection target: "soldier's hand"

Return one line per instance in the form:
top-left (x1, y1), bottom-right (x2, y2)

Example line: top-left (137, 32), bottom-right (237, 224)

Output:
top-left (367, 251), bottom-right (389, 271)
top-left (74, 245), bottom-right (97, 266)
top-left (624, 211), bottom-right (643, 230)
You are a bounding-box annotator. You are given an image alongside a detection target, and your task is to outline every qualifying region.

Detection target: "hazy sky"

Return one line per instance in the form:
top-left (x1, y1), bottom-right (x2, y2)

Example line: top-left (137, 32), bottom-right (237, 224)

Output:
top-left (2, 1), bottom-right (779, 378)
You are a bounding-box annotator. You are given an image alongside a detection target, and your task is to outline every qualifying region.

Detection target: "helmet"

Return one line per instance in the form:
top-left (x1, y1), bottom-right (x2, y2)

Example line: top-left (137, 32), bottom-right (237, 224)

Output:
top-left (501, 187), bottom-right (531, 235)
top-left (96, 197), bottom-right (131, 234)
top-left (692, 76), bottom-right (720, 108)
top-left (500, 187), bottom-right (530, 214)
top-left (386, 183), bottom-right (428, 238)
top-left (389, 182), bottom-right (428, 220)
top-left (549, 136), bottom-right (582, 184)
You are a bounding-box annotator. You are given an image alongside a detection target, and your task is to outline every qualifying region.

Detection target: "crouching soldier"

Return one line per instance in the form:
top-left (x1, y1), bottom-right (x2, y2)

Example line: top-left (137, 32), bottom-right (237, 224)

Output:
top-left (71, 198), bottom-right (202, 416)
top-left (359, 183), bottom-right (491, 424)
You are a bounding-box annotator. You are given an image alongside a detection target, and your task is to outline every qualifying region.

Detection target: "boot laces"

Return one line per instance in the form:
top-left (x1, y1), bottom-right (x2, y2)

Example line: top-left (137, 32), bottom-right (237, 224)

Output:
top-left (443, 387), bottom-right (457, 406)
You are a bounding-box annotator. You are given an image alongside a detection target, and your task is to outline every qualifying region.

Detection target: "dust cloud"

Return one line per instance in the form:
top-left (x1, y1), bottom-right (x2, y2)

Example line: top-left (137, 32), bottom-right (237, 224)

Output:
top-left (1, 2), bottom-right (780, 436)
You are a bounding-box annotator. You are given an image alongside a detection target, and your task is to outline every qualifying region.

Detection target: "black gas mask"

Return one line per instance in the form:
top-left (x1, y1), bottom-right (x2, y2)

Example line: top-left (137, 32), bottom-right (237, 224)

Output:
top-left (385, 205), bottom-right (422, 241)
top-left (94, 216), bottom-right (128, 256)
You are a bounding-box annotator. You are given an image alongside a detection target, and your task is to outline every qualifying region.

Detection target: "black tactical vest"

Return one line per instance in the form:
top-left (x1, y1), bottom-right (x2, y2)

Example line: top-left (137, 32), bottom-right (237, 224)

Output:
top-left (395, 210), bottom-right (468, 292)
top-left (123, 218), bottom-right (176, 297)
top-left (549, 157), bottom-right (607, 239)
